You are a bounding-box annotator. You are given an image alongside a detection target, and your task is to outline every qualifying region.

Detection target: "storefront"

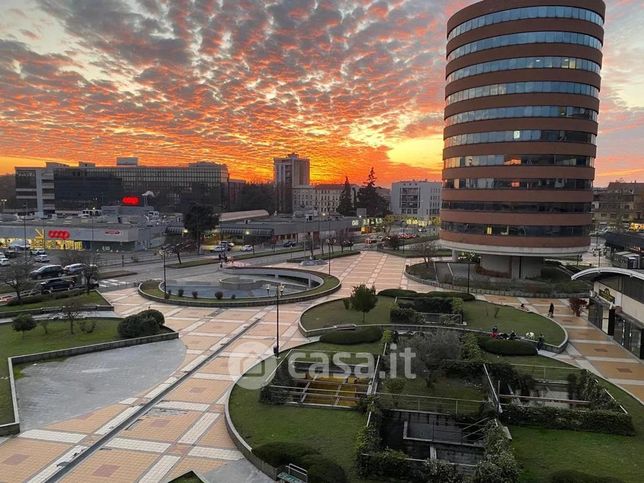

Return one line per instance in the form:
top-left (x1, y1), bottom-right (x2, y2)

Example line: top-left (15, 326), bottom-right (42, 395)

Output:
top-left (573, 267), bottom-right (644, 359)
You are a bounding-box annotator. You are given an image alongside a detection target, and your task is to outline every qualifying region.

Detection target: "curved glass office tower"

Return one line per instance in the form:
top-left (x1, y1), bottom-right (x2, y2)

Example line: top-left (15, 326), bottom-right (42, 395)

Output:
top-left (440, 0), bottom-right (605, 278)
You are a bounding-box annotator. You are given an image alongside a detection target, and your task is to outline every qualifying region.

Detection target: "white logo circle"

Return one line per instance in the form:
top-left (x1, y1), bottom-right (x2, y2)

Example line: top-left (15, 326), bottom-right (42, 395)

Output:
top-left (228, 341), bottom-right (278, 390)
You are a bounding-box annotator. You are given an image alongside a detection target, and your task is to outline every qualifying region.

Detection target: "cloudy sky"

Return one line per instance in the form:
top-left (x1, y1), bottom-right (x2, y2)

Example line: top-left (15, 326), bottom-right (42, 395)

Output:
top-left (0, 0), bottom-right (642, 186)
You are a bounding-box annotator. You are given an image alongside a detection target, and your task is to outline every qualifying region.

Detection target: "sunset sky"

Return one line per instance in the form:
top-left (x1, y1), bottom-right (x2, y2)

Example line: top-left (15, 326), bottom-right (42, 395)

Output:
top-left (0, 0), bottom-right (642, 186)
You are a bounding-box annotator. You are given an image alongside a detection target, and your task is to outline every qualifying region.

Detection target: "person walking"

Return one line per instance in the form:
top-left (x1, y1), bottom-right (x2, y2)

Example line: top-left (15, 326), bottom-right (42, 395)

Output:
top-left (548, 303), bottom-right (555, 318)
top-left (537, 334), bottom-right (545, 351)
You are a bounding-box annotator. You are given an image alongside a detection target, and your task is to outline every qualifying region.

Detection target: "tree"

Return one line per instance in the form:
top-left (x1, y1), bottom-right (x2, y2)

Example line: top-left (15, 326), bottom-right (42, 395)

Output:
top-left (59, 250), bottom-right (101, 294)
top-left (62, 300), bottom-right (83, 335)
top-left (304, 233), bottom-right (315, 258)
top-left (382, 214), bottom-right (396, 235)
top-left (419, 240), bottom-right (440, 268)
top-left (184, 204), bottom-right (219, 253)
top-left (336, 177), bottom-right (354, 216)
top-left (400, 331), bottom-right (462, 386)
top-left (1, 258), bottom-right (35, 304)
top-left (12, 314), bottom-right (36, 338)
top-left (386, 234), bottom-right (401, 251)
top-left (231, 183), bottom-right (276, 214)
top-left (384, 378), bottom-right (406, 408)
top-left (349, 284), bottom-right (378, 323)
top-left (355, 167), bottom-right (389, 217)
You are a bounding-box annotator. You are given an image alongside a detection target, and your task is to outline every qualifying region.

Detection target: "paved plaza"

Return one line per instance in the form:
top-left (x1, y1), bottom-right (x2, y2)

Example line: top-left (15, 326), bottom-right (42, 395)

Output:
top-left (0, 252), bottom-right (641, 482)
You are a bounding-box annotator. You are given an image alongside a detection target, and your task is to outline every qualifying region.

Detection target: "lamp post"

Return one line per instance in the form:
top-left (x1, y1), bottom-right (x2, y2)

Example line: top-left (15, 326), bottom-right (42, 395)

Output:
top-left (265, 283), bottom-right (285, 356)
top-left (161, 247), bottom-right (167, 292)
top-left (0, 199), bottom-right (6, 214)
top-left (318, 210), bottom-right (323, 258)
top-left (467, 261), bottom-right (471, 294)
top-left (327, 214), bottom-right (332, 275)
top-left (23, 203), bottom-right (28, 259)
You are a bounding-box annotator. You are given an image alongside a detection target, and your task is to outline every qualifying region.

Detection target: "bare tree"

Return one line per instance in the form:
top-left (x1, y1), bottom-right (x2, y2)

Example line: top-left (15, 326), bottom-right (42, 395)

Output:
top-left (419, 240), bottom-right (440, 268)
top-left (62, 300), bottom-right (83, 335)
top-left (1, 258), bottom-right (35, 304)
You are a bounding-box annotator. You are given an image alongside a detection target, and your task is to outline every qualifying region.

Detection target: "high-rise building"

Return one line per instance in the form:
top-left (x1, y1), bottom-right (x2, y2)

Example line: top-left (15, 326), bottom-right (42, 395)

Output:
top-left (391, 181), bottom-right (442, 219)
top-left (15, 160), bottom-right (230, 214)
top-left (273, 153), bottom-right (310, 213)
top-left (440, 0), bottom-right (604, 278)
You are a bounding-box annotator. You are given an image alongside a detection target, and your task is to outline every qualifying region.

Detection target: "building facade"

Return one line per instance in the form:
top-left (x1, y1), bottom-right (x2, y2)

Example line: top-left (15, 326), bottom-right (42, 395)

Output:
top-left (391, 181), bottom-right (442, 218)
top-left (273, 153), bottom-right (310, 213)
top-left (440, 0), bottom-right (604, 278)
top-left (573, 267), bottom-right (644, 359)
top-left (292, 183), bottom-right (357, 214)
top-left (15, 159), bottom-right (230, 214)
top-left (593, 182), bottom-right (644, 230)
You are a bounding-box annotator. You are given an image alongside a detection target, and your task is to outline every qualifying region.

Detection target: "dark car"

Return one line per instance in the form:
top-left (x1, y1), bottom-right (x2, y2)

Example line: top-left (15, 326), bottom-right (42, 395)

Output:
top-left (40, 278), bottom-right (74, 294)
top-left (283, 240), bottom-right (296, 247)
top-left (30, 264), bottom-right (64, 280)
top-left (341, 240), bottom-right (354, 248)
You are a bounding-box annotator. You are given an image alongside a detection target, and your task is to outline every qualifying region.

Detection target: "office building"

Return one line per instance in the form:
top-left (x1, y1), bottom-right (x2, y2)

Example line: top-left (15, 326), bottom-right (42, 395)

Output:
top-left (274, 153), bottom-right (310, 213)
top-left (440, 0), bottom-right (604, 278)
top-left (573, 267), bottom-right (644, 359)
top-left (593, 182), bottom-right (644, 229)
top-left (15, 159), bottom-right (230, 214)
top-left (391, 181), bottom-right (442, 219)
top-left (293, 183), bottom-right (357, 214)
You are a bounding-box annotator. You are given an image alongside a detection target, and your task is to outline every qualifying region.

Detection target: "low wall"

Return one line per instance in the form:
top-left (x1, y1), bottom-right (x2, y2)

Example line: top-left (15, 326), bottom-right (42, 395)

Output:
top-left (0, 331), bottom-right (178, 437)
top-left (139, 267), bottom-right (341, 308)
top-left (404, 270), bottom-right (587, 299)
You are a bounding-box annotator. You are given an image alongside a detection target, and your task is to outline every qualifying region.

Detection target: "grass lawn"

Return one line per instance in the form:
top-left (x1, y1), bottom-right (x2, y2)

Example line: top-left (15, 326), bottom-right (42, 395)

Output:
top-left (229, 340), bottom-right (383, 482)
top-left (0, 291), bottom-right (109, 315)
top-left (300, 296), bottom-right (396, 331)
top-left (488, 354), bottom-right (644, 483)
top-left (396, 375), bottom-right (486, 401)
top-left (300, 296), bottom-right (564, 345)
top-left (463, 301), bottom-right (566, 345)
top-left (0, 318), bottom-right (122, 425)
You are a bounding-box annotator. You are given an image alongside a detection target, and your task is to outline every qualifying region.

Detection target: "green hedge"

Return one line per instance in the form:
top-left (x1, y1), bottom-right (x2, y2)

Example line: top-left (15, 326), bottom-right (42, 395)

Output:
top-left (252, 442), bottom-right (347, 483)
top-left (479, 338), bottom-right (537, 356)
top-left (549, 470), bottom-right (624, 483)
top-left (501, 405), bottom-right (635, 436)
top-left (6, 289), bottom-right (85, 306)
top-left (390, 306), bottom-right (420, 324)
top-left (137, 309), bottom-right (165, 328)
top-left (378, 288), bottom-right (418, 297)
top-left (117, 311), bottom-right (161, 339)
top-left (399, 296), bottom-right (454, 314)
top-left (319, 326), bottom-right (383, 345)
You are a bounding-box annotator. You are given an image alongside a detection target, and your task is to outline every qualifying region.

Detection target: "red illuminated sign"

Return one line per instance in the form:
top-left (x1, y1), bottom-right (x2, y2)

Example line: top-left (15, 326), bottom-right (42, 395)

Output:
top-left (48, 230), bottom-right (70, 240)
top-left (122, 196), bottom-right (141, 206)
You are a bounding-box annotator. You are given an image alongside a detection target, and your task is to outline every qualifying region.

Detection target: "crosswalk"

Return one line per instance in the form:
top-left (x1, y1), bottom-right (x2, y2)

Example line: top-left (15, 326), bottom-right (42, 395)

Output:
top-left (98, 279), bottom-right (133, 290)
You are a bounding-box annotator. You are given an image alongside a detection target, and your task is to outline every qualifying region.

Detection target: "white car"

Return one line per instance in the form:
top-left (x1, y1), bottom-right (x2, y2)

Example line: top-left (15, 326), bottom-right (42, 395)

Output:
top-left (210, 245), bottom-right (227, 253)
top-left (240, 245), bottom-right (254, 252)
top-left (34, 254), bottom-right (50, 263)
top-left (0, 257), bottom-right (9, 266)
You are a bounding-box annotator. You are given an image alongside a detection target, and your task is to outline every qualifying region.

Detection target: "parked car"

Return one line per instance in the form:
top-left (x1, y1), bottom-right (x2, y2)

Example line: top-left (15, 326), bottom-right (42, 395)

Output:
top-left (0, 257), bottom-right (10, 266)
top-left (341, 240), bottom-right (354, 248)
top-left (240, 244), bottom-right (254, 252)
top-left (283, 240), bottom-right (296, 247)
top-left (30, 248), bottom-right (46, 256)
top-left (222, 241), bottom-right (235, 248)
top-left (34, 254), bottom-right (50, 263)
top-left (63, 263), bottom-right (91, 274)
top-left (210, 245), bottom-right (227, 253)
top-left (30, 264), bottom-right (64, 279)
top-left (40, 278), bottom-right (74, 294)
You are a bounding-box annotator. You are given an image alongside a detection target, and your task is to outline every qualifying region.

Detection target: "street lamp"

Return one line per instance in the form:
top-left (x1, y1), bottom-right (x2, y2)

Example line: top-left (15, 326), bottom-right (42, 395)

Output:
top-left (161, 247), bottom-right (167, 292)
top-left (265, 283), bottom-right (285, 356)
top-left (22, 203), bottom-right (28, 260)
top-left (0, 199), bottom-right (6, 214)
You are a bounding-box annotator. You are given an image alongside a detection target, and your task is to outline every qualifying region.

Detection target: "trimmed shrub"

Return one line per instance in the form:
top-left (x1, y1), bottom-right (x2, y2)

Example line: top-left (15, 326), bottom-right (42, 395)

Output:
top-left (300, 455), bottom-right (347, 483)
top-left (177, 288), bottom-right (184, 297)
top-left (214, 291), bottom-right (223, 300)
top-left (138, 309), bottom-right (165, 328)
top-left (11, 314), bottom-right (37, 337)
top-left (549, 470), bottom-right (624, 483)
top-left (473, 424), bottom-right (519, 483)
top-left (230, 293), bottom-right (236, 299)
top-left (572, 370), bottom-right (621, 411)
top-left (319, 326), bottom-right (383, 345)
top-left (192, 290), bottom-right (198, 299)
top-left (440, 359), bottom-right (485, 379)
top-left (390, 306), bottom-right (420, 324)
top-left (117, 314), bottom-right (160, 339)
top-left (252, 442), bottom-right (318, 467)
top-left (378, 288), bottom-right (418, 298)
top-left (400, 296), bottom-right (454, 314)
top-left (461, 333), bottom-right (483, 361)
top-left (164, 290), bottom-right (171, 299)
top-left (501, 405), bottom-right (635, 436)
top-left (423, 291), bottom-right (475, 302)
top-left (342, 298), bottom-right (351, 310)
top-left (479, 338), bottom-right (537, 356)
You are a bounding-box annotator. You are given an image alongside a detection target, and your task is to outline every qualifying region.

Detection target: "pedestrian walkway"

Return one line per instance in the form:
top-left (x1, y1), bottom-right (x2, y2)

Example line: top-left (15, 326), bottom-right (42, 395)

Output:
top-left (0, 251), bottom-right (640, 482)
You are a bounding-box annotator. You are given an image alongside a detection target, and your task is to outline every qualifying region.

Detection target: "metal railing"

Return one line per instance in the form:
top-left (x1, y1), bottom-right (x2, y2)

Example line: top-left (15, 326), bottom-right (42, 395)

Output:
top-left (376, 392), bottom-right (485, 415)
